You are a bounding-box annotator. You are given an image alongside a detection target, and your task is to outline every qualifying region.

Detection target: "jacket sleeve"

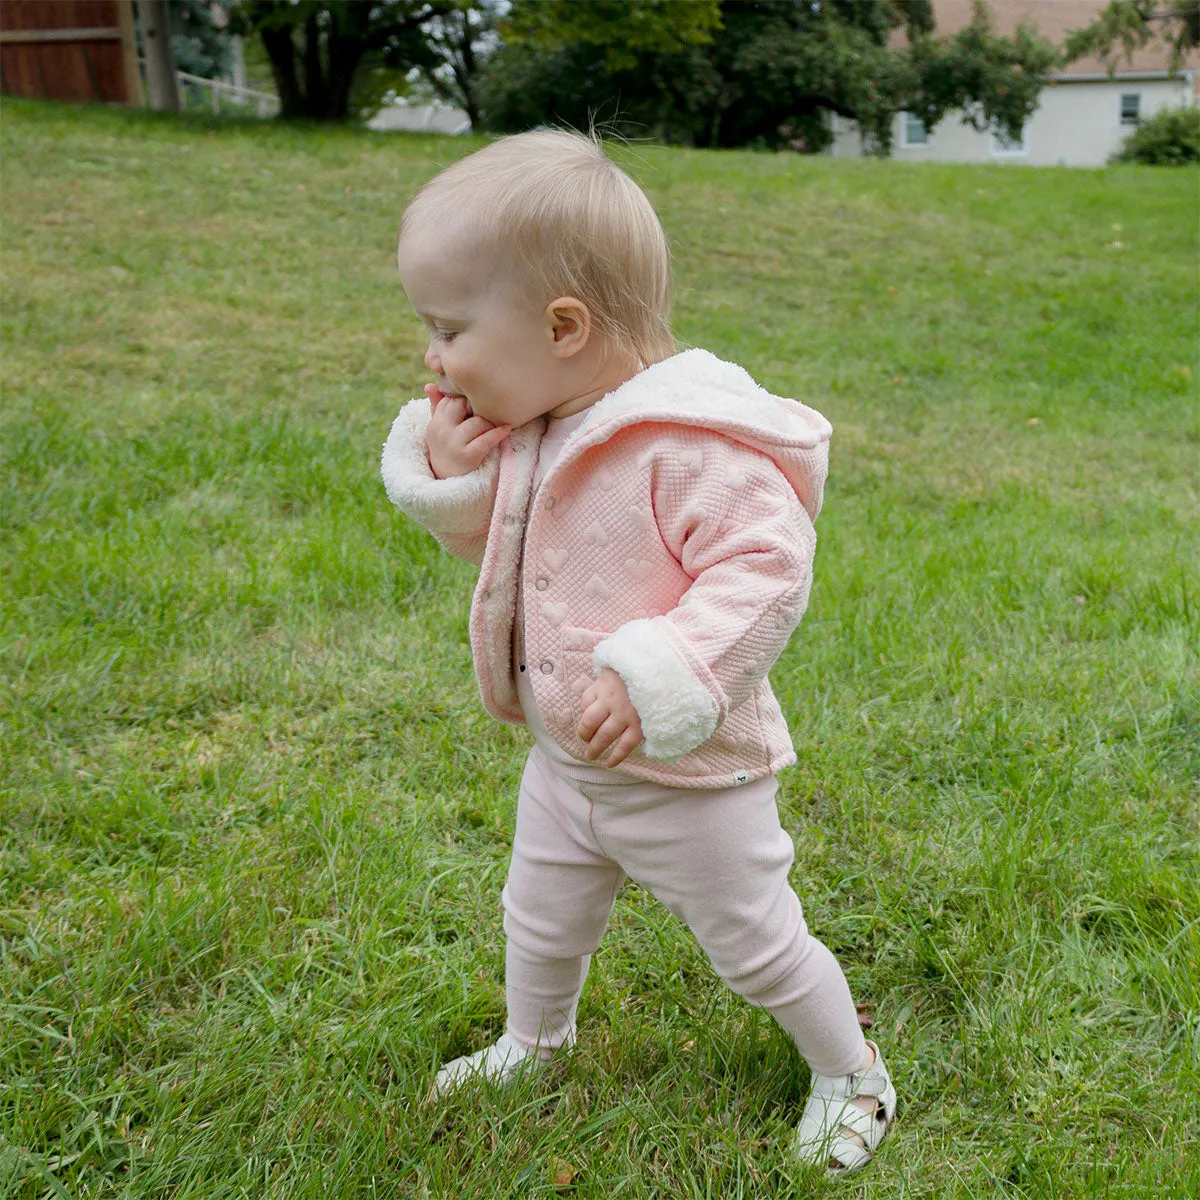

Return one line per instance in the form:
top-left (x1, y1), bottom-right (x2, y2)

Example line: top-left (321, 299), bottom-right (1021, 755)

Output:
top-left (380, 397), bottom-right (497, 567)
top-left (593, 433), bottom-right (816, 761)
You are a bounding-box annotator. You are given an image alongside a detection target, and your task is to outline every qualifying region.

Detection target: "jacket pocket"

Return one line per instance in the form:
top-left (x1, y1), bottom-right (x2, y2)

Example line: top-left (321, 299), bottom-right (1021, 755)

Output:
top-left (559, 625), bottom-right (648, 770)
top-left (559, 626), bottom-right (607, 700)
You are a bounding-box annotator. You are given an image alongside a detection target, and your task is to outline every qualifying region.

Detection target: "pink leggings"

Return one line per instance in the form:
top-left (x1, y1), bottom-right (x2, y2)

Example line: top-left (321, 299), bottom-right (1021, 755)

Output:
top-left (500, 747), bottom-right (867, 1077)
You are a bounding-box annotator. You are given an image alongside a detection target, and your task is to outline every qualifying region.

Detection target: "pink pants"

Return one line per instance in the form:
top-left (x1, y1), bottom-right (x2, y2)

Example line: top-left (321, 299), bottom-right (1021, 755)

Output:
top-left (500, 747), bottom-right (868, 1077)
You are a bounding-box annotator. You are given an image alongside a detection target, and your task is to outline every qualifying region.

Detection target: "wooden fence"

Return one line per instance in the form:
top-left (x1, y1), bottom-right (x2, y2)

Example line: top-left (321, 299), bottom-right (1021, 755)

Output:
top-left (0, 0), bottom-right (141, 106)
top-left (177, 71), bottom-right (279, 118)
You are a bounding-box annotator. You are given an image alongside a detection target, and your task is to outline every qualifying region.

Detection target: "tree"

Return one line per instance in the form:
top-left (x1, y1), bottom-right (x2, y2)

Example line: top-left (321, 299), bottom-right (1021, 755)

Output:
top-left (230, 1), bottom-right (452, 121)
top-left (388, 0), bottom-right (504, 130)
top-left (503, 0), bottom-right (723, 71)
top-left (904, 3), bottom-right (1061, 150)
top-left (1063, 1), bottom-right (1199, 72)
top-left (171, 0), bottom-right (236, 80)
top-left (485, 0), bottom-right (1057, 154)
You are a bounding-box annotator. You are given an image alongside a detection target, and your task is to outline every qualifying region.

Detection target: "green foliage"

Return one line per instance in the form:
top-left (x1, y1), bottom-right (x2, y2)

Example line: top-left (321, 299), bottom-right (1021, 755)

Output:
top-left (716, 1), bottom-right (910, 152)
top-left (238, 23), bottom-right (280, 95)
top-left (476, 37), bottom-right (700, 145)
top-left (169, 0), bottom-right (236, 79)
top-left (1113, 103), bottom-right (1200, 163)
top-left (346, 55), bottom-right (419, 122)
top-left (1063, 0), bottom-right (1200, 72)
top-left (504, 0), bottom-right (722, 71)
top-left (481, 0), bottom-right (1057, 153)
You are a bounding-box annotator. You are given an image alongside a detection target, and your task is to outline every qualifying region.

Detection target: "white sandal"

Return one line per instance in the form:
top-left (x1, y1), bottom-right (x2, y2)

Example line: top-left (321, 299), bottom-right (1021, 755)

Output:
top-left (427, 1031), bottom-right (549, 1100)
top-left (793, 1040), bottom-right (896, 1175)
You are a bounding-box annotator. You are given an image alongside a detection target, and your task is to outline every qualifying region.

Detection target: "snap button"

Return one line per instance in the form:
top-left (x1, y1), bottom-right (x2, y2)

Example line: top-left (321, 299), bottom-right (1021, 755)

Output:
top-left (535, 576), bottom-right (549, 591)
top-left (539, 660), bottom-right (554, 675)
top-left (545, 495), bottom-right (556, 510)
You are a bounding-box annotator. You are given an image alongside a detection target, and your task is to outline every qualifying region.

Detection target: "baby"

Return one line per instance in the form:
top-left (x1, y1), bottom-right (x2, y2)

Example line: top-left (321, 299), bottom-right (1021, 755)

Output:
top-left (381, 130), bottom-right (895, 1175)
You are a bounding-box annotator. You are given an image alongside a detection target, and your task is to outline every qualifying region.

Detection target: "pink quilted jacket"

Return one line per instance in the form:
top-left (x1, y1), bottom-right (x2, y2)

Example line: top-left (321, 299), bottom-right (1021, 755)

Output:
top-left (381, 349), bottom-right (832, 788)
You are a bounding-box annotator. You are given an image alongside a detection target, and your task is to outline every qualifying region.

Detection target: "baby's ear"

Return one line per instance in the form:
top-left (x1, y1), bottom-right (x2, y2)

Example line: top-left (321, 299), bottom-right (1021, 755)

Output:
top-left (545, 297), bottom-right (591, 357)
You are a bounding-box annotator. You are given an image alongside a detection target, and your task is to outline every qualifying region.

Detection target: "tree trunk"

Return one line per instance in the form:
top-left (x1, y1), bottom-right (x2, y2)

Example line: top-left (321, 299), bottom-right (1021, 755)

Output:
top-left (444, 59), bottom-right (481, 130)
top-left (456, 16), bottom-right (481, 130)
top-left (461, 83), bottom-right (481, 132)
top-left (302, 12), bottom-right (326, 118)
top-left (259, 24), bottom-right (304, 118)
top-left (326, 32), bottom-right (367, 121)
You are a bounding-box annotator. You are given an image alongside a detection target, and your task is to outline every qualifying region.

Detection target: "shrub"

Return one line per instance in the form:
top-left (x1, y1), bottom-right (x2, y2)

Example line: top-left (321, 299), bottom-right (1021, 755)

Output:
top-left (1112, 104), bottom-right (1200, 165)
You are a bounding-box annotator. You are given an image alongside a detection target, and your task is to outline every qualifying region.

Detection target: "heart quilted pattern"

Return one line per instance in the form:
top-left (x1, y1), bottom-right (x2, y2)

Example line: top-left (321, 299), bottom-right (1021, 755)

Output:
top-left (628, 504), bottom-right (656, 535)
top-left (583, 574), bottom-right (611, 601)
top-left (541, 601), bottom-right (568, 625)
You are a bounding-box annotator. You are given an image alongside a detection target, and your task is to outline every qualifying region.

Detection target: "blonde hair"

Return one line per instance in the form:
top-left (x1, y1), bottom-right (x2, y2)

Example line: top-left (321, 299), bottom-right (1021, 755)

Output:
top-left (400, 130), bottom-right (675, 366)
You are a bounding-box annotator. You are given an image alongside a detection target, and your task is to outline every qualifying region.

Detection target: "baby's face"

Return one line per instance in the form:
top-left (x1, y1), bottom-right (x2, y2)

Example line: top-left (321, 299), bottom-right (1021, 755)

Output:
top-left (397, 226), bottom-right (574, 428)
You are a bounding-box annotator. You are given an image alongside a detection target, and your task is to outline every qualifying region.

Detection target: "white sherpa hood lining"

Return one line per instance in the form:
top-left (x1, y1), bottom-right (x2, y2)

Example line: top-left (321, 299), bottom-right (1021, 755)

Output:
top-left (560, 348), bottom-right (831, 520)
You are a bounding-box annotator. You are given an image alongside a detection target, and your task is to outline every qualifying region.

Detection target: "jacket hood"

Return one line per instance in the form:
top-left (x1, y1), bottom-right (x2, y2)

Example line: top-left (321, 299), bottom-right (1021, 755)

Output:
top-left (570, 348), bottom-right (832, 521)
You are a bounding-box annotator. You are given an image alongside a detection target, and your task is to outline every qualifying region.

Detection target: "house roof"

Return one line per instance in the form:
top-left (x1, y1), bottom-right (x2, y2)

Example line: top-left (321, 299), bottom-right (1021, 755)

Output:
top-left (919, 1), bottom-right (1199, 87)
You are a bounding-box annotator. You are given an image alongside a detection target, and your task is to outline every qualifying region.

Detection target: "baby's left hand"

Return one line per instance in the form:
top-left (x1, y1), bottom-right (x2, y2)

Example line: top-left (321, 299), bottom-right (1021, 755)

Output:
top-left (577, 668), bottom-right (643, 767)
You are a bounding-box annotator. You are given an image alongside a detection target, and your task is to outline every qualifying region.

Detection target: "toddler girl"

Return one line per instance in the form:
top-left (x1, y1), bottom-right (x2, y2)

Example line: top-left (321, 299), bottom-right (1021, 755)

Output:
top-left (381, 130), bottom-right (895, 1175)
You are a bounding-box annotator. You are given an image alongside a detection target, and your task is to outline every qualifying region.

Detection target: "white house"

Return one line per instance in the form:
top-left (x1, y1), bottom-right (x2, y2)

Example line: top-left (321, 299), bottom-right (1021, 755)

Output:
top-left (830, 0), bottom-right (1199, 166)
top-left (368, 104), bottom-right (472, 135)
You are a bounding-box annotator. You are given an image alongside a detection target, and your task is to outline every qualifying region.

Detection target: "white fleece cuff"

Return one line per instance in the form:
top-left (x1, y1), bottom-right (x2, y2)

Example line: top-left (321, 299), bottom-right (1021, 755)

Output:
top-left (380, 398), bottom-right (498, 535)
top-left (593, 618), bottom-right (719, 761)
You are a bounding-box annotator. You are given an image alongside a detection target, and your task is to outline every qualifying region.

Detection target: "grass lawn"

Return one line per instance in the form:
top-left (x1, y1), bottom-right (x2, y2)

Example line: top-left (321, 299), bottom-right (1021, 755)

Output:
top-left (1, 99), bottom-right (1197, 1199)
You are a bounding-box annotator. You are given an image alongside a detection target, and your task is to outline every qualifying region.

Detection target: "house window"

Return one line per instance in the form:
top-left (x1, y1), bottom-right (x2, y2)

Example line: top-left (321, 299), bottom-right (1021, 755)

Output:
top-left (1120, 93), bottom-right (1141, 125)
top-left (903, 112), bottom-right (928, 146)
top-left (991, 123), bottom-right (1027, 155)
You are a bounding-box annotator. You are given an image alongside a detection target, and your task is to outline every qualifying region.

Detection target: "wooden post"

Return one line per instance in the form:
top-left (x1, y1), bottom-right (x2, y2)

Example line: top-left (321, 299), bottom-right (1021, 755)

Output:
top-left (135, 0), bottom-right (180, 110)
top-left (115, 0), bottom-right (142, 107)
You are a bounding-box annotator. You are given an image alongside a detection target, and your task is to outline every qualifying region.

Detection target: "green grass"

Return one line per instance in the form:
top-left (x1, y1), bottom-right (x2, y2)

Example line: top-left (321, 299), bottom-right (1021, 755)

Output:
top-left (1, 98), bottom-right (1197, 1198)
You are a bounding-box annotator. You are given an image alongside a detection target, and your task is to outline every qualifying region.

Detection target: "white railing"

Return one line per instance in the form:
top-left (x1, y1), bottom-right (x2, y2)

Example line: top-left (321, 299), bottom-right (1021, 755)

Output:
top-left (176, 70), bottom-right (279, 117)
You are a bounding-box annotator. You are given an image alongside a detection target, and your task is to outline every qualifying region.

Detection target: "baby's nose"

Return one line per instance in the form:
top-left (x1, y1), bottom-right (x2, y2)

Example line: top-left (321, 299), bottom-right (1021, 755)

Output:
top-left (423, 341), bottom-right (440, 373)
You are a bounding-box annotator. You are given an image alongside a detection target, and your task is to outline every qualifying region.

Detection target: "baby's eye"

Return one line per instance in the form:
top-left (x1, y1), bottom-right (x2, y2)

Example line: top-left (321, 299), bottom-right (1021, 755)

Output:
top-left (435, 329), bottom-right (459, 344)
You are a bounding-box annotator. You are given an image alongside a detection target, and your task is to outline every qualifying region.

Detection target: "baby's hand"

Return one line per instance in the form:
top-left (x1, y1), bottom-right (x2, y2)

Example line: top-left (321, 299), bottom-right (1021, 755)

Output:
top-left (425, 385), bottom-right (510, 479)
top-left (577, 667), bottom-right (643, 767)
